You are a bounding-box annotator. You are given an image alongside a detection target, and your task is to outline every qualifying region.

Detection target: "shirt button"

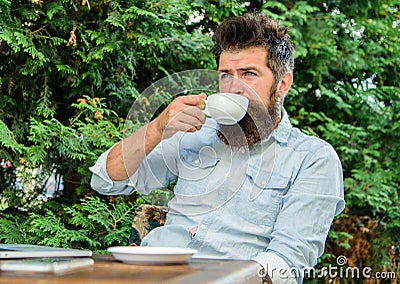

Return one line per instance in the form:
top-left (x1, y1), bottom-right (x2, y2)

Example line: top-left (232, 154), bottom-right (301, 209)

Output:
top-left (200, 224), bottom-right (206, 230)
top-left (217, 206), bottom-right (222, 211)
top-left (225, 173), bottom-right (230, 178)
top-left (241, 148), bottom-right (246, 154)
top-left (194, 159), bottom-right (200, 164)
top-left (261, 180), bottom-right (267, 186)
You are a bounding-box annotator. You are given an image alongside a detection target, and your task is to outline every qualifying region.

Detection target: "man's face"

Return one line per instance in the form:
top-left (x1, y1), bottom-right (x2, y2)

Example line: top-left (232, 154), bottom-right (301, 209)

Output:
top-left (218, 46), bottom-right (275, 107)
top-left (217, 46), bottom-right (282, 148)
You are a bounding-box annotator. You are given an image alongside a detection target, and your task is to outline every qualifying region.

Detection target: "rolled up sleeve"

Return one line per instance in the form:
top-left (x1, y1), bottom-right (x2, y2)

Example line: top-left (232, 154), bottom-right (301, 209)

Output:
top-left (89, 146), bottom-right (137, 195)
top-left (90, 135), bottom-right (180, 196)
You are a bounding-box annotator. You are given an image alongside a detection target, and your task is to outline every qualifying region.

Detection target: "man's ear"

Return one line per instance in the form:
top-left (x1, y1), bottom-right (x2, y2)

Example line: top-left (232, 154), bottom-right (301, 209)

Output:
top-left (278, 72), bottom-right (293, 99)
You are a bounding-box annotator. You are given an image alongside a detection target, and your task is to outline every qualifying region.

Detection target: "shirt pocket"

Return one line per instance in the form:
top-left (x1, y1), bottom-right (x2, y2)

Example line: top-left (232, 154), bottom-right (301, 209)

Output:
top-left (175, 147), bottom-right (220, 196)
top-left (235, 167), bottom-right (290, 226)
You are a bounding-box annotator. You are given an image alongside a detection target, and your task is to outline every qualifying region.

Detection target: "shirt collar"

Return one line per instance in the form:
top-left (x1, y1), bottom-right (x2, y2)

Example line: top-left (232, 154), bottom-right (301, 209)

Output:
top-left (270, 108), bottom-right (292, 144)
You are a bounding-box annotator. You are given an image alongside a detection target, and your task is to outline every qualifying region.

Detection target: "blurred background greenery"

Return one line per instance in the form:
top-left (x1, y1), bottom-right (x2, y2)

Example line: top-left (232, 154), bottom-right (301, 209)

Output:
top-left (0, 0), bottom-right (398, 282)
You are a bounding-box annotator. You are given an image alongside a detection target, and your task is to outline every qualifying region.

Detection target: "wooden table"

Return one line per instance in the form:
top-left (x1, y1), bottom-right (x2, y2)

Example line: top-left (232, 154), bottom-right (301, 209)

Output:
top-left (0, 254), bottom-right (262, 283)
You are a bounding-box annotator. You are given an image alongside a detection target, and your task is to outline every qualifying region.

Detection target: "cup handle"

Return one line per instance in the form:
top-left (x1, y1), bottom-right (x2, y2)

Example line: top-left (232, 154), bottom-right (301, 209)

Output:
top-left (201, 99), bottom-right (211, 117)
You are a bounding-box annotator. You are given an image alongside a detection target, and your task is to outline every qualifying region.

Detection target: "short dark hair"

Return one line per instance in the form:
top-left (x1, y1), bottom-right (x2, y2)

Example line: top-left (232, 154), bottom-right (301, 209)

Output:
top-left (212, 13), bottom-right (294, 82)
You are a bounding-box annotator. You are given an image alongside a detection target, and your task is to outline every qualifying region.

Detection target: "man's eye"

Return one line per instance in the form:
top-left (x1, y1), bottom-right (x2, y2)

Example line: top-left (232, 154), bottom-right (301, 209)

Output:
top-left (220, 73), bottom-right (232, 79)
top-left (244, 71), bottom-right (256, 77)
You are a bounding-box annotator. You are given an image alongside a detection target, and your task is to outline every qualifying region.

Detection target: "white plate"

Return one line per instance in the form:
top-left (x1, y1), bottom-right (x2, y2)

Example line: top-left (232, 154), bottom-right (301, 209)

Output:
top-left (107, 246), bottom-right (198, 265)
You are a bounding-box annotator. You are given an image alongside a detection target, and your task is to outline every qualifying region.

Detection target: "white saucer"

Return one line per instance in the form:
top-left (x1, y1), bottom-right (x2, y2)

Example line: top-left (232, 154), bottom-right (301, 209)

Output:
top-left (107, 246), bottom-right (198, 265)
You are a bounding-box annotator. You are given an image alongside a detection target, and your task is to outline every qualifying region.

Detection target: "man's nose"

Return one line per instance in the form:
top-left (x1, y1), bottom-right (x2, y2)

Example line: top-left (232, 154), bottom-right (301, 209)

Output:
top-left (220, 77), bottom-right (244, 94)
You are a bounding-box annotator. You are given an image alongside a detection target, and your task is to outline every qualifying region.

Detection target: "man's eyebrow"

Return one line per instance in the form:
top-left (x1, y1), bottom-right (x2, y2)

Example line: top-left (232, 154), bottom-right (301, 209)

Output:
top-left (239, 67), bottom-right (260, 72)
top-left (218, 66), bottom-right (260, 73)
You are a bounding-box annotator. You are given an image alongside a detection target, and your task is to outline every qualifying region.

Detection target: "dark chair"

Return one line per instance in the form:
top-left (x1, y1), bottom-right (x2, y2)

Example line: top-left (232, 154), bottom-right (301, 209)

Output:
top-left (129, 204), bottom-right (168, 246)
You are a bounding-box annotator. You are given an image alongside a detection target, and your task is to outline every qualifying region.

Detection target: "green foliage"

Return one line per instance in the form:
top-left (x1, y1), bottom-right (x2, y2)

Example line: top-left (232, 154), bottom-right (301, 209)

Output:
top-left (0, 196), bottom-right (136, 252)
top-left (0, 119), bottom-right (25, 155)
top-left (0, 0), bottom-right (398, 274)
top-left (0, 214), bottom-right (30, 243)
top-left (0, 0), bottom-right (215, 203)
top-left (0, 0), bottom-right (216, 252)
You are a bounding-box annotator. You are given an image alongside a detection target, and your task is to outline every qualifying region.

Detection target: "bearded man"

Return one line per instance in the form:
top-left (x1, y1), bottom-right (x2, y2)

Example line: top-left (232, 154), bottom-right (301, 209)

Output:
top-left (90, 13), bottom-right (345, 283)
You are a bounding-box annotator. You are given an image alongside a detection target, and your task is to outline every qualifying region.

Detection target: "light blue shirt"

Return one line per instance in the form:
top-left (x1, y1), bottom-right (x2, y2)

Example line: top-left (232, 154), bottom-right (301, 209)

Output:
top-left (90, 110), bottom-right (345, 283)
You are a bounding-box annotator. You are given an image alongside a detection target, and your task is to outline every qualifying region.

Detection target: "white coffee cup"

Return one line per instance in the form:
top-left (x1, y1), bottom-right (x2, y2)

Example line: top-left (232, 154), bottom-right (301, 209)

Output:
top-left (202, 93), bottom-right (249, 125)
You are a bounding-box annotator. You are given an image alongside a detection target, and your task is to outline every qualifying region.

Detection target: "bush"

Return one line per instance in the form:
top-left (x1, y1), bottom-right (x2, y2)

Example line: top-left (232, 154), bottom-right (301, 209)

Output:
top-left (0, 0), bottom-right (398, 276)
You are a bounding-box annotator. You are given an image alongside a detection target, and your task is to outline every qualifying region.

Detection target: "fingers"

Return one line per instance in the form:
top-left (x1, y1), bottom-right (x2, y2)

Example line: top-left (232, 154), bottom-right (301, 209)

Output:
top-left (167, 105), bottom-right (205, 132)
top-left (178, 93), bottom-right (207, 106)
top-left (156, 94), bottom-right (208, 139)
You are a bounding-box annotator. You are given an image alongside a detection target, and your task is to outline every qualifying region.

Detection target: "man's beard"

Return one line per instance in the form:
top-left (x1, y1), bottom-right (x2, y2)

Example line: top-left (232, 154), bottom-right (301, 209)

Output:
top-left (217, 93), bottom-right (282, 148)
